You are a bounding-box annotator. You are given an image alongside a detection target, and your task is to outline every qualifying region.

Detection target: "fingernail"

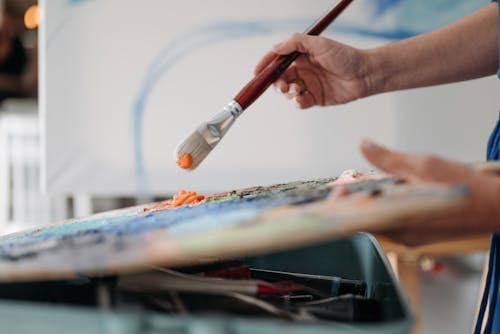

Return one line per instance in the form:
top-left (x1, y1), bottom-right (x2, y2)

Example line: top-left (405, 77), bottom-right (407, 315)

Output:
top-left (361, 139), bottom-right (381, 151)
top-left (288, 85), bottom-right (299, 96)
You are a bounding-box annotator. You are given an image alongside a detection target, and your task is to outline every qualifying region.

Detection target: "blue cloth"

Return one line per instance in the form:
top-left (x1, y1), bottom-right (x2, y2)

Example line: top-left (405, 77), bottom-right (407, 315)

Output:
top-left (474, 116), bottom-right (500, 334)
top-left (474, 3), bottom-right (500, 333)
top-left (474, 2), bottom-right (500, 333)
top-left (497, 0), bottom-right (500, 78)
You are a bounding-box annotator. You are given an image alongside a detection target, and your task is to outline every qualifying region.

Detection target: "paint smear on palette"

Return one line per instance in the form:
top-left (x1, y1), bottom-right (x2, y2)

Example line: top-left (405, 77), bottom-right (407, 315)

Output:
top-left (142, 190), bottom-right (205, 213)
top-left (0, 174), bottom-right (461, 283)
top-left (328, 170), bottom-right (386, 186)
top-left (0, 178), bottom-right (336, 259)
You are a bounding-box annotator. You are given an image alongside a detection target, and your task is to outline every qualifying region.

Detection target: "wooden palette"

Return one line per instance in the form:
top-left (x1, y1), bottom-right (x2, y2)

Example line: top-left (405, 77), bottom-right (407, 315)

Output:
top-left (0, 177), bottom-right (466, 282)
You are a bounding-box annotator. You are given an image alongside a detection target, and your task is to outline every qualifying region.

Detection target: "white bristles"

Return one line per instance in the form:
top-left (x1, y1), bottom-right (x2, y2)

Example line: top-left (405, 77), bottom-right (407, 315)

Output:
top-left (175, 101), bottom-right (241, 170)
top-left (175, 130), bottom-right (212, 170)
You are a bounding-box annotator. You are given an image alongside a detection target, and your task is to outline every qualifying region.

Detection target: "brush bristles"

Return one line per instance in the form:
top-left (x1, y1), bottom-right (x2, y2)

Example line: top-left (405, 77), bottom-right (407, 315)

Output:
top-left (175, 130), bottom-right (213, 170)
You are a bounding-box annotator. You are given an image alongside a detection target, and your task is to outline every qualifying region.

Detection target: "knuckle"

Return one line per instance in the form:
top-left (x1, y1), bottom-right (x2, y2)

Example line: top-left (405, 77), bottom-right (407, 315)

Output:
top-left (288, 33), bottom-right (308, 52)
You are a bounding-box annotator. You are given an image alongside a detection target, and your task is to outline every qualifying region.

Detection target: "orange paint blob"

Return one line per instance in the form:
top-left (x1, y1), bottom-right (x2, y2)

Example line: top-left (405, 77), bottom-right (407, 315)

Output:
top-left (142, 190), bottom-right (205, 213)
top-left (170, 190), bottom-right (205, 207)
top-left (176, 153), bottom-right (193, 169)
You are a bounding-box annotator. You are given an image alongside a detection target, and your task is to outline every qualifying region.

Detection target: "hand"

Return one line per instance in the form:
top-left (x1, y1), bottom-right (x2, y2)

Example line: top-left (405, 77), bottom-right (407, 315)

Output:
top-left (254, 34), bottom-right (370, 109)
top-left (360, 139), bottom-right (500, 246)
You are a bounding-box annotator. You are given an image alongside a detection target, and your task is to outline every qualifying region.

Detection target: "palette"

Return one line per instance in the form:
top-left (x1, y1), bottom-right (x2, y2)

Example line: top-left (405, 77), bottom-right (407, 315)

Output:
top-left (0, 175), bottom-right (466, 282)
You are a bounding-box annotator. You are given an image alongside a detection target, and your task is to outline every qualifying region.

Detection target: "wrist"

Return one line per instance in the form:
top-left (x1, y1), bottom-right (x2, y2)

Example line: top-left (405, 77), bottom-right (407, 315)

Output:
top-left (361, 47), bottom-right (393, 97)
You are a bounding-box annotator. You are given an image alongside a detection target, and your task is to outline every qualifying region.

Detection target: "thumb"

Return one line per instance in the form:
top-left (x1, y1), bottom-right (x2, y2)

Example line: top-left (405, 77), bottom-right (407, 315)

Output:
top-left (360, 139), bottom-right (422, 182)
top-left (360, 139), bottom-right (474, 183)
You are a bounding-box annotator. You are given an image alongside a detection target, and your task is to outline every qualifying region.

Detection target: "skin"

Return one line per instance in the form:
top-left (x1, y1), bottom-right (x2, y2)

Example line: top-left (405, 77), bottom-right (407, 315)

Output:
top-left (360, 139), bottom-right (500, 246)
top-left (255, 3), bottom-right (500, 245)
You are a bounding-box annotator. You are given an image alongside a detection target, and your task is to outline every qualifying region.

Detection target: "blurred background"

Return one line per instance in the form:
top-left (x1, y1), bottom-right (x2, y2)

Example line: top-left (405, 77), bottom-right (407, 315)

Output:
top-left (0, 0), bottom-right (42, 232)
top-left (0, 0), bottom-right (499, 332)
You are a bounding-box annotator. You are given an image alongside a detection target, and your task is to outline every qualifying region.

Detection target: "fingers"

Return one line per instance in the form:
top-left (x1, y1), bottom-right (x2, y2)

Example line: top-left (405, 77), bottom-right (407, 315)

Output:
top-left (275, 79), bottom-right (316, 109)
top-left (255, 33), bottom-right (317, 75)
top-left (256, 53), bottom-right (297, 94)
top-left (273, 77), bottom-right (315, 109)
top-left (272, 33), bottom-right (318, 56)
top-left (273, 67), bottom-right (297, 94)
top-left (283, 82), bottom-right (298, 97)
top-left (360, 139), bottom-right (473, 183)
top-left (282, 79), bottom-right (316, 109)
top-left (360, 139), bottom-right (420, 181)
top-left (293, 93), bottom-right (316, 109)
top-left (274, 78), bottom-right (288, 94)
top-left (327, 184), bottom-right (350, 203)
top-left (255, 34), bottom-right (322, 109)
top-left (272, 65), bottom-right (316, 109)
top-left (254, 51), bottom-right (279, 75)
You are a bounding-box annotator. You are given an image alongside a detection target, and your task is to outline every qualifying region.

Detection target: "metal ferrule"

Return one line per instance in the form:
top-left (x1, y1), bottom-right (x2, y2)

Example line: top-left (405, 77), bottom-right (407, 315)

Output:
top-left (197, 100), bottom-right (243, 147)
top-left (224, 100), bottom-right (244, 117)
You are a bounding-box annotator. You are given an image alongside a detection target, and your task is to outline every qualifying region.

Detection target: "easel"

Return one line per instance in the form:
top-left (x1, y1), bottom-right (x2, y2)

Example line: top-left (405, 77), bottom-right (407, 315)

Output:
top-left (377, 234), bottom-right (490, 334)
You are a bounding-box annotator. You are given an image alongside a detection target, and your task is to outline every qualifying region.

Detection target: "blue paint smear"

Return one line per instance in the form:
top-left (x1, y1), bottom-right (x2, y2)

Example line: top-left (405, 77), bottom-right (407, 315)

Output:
top-left (46, 0), bottom-right (99, 49)
top-left (0, 192), bottom-right (327, 257)
top-left (394, 0), bottom-right (489, 33)
top-left (371, 0), bottom-right (403, 17)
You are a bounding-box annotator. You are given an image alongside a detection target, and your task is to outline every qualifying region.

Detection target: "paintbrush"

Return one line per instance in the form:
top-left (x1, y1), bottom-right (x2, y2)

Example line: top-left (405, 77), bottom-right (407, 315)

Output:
top-left (118, 268), bottom-right (303, 296)
top-left (175, 0), bottom-right (354, 170)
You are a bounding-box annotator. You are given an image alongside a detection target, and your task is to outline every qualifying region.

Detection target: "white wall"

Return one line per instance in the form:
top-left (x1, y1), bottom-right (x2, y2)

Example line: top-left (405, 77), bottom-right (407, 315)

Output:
top-left (393, 78), bottom-right (500, 162)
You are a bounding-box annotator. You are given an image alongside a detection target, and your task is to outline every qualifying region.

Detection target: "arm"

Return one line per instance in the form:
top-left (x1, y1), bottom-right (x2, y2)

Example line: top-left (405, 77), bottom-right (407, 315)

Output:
top-left (255, 3), bottom-right (499, 108)
top-left (366, 3), bottom-right (499, 95)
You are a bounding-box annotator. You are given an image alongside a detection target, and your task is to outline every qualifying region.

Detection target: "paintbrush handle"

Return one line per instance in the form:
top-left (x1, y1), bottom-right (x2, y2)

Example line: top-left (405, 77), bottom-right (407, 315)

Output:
top-left (233, 0), bottom-right (354, 110)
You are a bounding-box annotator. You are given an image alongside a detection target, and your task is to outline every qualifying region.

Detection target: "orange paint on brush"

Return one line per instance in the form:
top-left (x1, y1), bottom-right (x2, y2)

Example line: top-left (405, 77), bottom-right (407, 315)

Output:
top-left (142, 190), bottom-right (205, 213)
top-left (176, 153), bottom-right (193, 169)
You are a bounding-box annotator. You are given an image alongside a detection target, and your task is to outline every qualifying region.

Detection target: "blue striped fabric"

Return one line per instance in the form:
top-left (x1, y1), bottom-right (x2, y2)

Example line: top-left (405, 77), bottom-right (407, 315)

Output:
top-left (497, 0), bottom-right (500, 78)
top-left (474, 3), bottom-right (500, 333)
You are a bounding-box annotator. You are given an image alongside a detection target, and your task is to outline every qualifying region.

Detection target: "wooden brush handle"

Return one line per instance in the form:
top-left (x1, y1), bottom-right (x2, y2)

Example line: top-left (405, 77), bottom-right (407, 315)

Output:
top-left (234, 0), bottom-right (354, 110)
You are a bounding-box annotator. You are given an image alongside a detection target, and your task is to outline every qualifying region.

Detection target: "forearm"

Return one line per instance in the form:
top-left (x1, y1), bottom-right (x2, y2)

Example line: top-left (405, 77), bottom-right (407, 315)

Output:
top-left (364, 3), bottom-right (499, 96)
